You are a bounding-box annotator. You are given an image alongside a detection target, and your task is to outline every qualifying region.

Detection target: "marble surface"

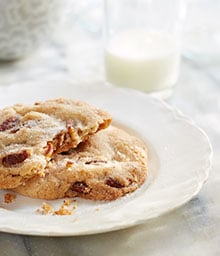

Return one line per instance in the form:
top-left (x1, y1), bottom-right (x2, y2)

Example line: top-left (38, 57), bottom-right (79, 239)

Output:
top-left (0, 2), bottom-right (220, 255)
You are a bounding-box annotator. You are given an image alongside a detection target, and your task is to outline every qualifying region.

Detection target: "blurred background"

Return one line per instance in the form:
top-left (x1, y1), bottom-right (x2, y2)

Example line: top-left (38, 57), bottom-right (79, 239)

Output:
top-left (0, 0), bottom-right (219, 88)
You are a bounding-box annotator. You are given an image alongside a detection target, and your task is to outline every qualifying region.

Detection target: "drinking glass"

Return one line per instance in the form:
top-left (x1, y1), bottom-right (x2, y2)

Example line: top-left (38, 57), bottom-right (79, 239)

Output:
top-left (103, 0), bottom-right (186, 98)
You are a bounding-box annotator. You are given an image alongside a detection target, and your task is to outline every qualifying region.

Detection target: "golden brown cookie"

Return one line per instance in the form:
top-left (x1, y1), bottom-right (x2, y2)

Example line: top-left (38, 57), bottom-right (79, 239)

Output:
top-left (13, 126), bottom-right (148, 201)
top-left (0, 98), bottom-right (111, 189)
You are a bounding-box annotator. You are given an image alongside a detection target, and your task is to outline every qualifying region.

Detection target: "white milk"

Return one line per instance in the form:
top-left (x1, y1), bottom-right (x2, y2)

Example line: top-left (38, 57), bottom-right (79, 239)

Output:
top-left (104, 29), bottom-right (180, 93)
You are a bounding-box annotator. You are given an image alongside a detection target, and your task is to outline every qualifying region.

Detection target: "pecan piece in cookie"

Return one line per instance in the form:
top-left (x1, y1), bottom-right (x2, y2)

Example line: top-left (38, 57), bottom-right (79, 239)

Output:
top-left (2, 150), bottom-right (30, 167)
top-left (44, 142), bottom-right (54, 157)
top-left (49, 127), bottom-right (78, 155)
top-left (0, 116), bottom-right (20, 132)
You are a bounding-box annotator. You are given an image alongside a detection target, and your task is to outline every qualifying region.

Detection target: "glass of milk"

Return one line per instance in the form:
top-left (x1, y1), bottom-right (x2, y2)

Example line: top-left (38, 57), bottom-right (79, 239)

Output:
top-left (103, 0), bottom-right (186, 98)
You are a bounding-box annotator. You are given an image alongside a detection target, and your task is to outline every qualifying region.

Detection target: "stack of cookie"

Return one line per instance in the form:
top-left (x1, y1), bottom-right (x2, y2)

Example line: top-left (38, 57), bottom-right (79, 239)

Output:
top-left (0, 99), bottom-right (147, 201)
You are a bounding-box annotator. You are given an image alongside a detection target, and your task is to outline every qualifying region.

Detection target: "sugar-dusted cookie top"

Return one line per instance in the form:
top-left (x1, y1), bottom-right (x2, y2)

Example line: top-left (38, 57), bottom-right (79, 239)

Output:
top-left (14, 126), bottom-right (148, 201)
top-left (0, 98), bottom-right (111, 189)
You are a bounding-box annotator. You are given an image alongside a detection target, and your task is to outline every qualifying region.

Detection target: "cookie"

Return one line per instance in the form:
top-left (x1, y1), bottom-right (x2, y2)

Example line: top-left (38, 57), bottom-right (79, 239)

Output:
top-left (0, 98), bottom-right (111, 189)
top-left (13, 126), bottom-right (148, 201)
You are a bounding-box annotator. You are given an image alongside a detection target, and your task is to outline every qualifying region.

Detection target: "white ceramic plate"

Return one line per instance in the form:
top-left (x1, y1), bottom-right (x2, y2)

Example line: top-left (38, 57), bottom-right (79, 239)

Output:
top-left (0, 80), bottom-right (212, 236)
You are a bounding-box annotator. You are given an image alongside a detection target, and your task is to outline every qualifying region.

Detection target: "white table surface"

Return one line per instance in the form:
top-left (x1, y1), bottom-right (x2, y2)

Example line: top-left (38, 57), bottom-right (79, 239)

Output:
top-left (0, 2), bottom-right (220, 255)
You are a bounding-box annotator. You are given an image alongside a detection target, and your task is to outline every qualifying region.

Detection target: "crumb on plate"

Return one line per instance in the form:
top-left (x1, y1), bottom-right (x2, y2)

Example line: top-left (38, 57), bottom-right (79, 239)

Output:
top-left (4, 193), bottom-right (16, 203)
top-left (37, 199), bottom-right (77, 216)
top-left (37, 202), bottom-right (54, 215)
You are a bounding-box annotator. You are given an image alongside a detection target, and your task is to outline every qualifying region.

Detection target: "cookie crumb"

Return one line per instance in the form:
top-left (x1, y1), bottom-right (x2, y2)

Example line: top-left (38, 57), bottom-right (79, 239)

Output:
top-left (72, 205), bottom-right (78, 210)
top-left (54, 207), bottom-right (73, 216)
top-left (37, 202), bottom-right (54, 215)
top-left (54, 200), bottom-right (72, 215)
top-left (73, 218), bottom-right (78, 222)
top-left (95, 208), bottom-right (100, 212)
top-left (4, 193), bottom-right (16, 203)
top-left (37, 199), bottom-right (77, 216)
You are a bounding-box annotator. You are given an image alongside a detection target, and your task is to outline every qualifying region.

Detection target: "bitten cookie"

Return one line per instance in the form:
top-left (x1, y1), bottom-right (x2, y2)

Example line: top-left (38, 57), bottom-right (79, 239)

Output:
top-left (13, 126), bottom-right (148, 201)
top-left (0, 98), bottom-right (111, 189)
